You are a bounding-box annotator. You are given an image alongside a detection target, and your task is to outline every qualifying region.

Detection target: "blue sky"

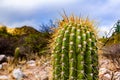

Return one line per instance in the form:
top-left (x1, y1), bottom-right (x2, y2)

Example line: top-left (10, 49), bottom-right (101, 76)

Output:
top-left (0, 0), bottom-right (120, 37)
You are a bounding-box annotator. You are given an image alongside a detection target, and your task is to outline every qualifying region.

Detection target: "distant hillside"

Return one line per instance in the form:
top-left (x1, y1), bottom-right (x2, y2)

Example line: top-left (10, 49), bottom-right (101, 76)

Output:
top-left (7, 25), bottom-right (40, 36)
top-left (0, 25), bottom-right (49, 58)
top-left (103, 32), bottom-right (120, 46)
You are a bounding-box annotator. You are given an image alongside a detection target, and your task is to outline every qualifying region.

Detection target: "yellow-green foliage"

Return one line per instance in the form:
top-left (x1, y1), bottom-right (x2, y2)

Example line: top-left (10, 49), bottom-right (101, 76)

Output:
top-left (0, 25), bottom-right (7, 33)
top-left (7, 26), bottom-right (40, 36)
top-left (103, 21), bottom-right (120, 46)
top-left (104, 33), bottom-right (120, 46)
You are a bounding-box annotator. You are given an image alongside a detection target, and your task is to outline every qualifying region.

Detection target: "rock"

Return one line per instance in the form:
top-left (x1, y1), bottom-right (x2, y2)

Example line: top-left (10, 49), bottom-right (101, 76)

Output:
top-left (41, 74), bottom-right (48, 80)
top-left (99, 59), bottom-right (109, 68)
top-left (39, 70), bottom-right (48, 80)
top-left (102, 44), bottom-right (120, 55)
top-left (34, 69), bottom-right (48, 80)
top-left (99, 68), bottom-right (110, 75)
top-left (27, 60), bottom-right (36, 67)
top-left (99, 68), bottom-right (113, 79)
top-left (0, 62), bottom-right (8, 69)
top-left (0, 64), bottom-right (2, 69)
top-left (12, 68), bottom-right (25, 80)
top-left (99, 57), bottom-right (119, 71)
top-left (1, 62), bottom-right (8, 70)
top-left (104, 73), bottom-right (112, 79)
top-left (113, 71), bottom-right (120, 80)
top-left (2, 62), bottom-right (8, 67)
top-left (0, 75), bottom-right (9, 80)
top-left (0, 55), bottom-right (7, 64)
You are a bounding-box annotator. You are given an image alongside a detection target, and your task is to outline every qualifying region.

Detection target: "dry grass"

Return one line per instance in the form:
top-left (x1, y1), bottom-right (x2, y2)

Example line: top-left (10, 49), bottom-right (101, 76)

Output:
top-left (0, 53), bottom-right (51, 80)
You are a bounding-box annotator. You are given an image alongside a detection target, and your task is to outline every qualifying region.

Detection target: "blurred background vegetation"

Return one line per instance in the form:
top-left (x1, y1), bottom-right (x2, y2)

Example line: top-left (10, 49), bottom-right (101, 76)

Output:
top-left (0, 19), bottom-right (120, 61)
top-left (0, 20), bottom-right (56, 60)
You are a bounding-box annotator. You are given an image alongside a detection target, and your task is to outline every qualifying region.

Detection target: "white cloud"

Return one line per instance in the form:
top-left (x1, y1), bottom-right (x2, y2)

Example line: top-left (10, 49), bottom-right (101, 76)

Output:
top-left (7, 20), bottom-right (39, 29)
top-left (99, 22), bottom-right (115, 37)
top-left (101, 1), bottom-right (119, 16)
top-left (78, 0), bottom-right (120, 37)
top-left (0, 0), bottom-right (75, 13)
top-left (99, 0), bottom-right (120, 14)
top-left (0, 0), bottom-right (120, 37)
top-left (0, 0), bottom-right (75, 31)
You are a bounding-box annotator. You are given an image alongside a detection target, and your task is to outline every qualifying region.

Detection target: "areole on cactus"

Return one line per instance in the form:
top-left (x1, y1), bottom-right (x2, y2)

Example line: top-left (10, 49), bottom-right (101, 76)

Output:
top-left (51, 15), bottom-right (98, 80)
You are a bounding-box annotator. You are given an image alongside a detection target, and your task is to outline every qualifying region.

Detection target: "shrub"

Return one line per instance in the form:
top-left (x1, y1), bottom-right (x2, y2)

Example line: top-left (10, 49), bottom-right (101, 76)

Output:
top-left (0, 36), bottom-right (17, 56)
top-left (23, 34), bottom-right (48, 53)
top-left (0, 26), bottom-right (7, 34)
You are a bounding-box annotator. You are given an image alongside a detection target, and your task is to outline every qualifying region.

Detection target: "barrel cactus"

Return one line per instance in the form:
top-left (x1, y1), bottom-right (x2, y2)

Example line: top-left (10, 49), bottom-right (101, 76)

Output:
top-left (14, 47), bottom-right (20, 59)
top-left (51, 15), bottom-right (98, 80)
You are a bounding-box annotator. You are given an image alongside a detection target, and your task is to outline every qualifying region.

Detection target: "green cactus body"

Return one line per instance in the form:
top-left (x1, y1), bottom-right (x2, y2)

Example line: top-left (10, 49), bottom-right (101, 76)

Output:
top-left (52, 16), bottom-right (98, 80)
top-left (76, 26), bottom-right (84, 79)
top-left (91, 34), bottom-right (98, 80)
top-left (61, 25), bottom-right (71, 80)
top-left (14, 47), bottom-right (20, 59)
top-left (69, 26), bottom-right (77, 80)
top-left (53, 26), bottom-right (67, 80)
top-left (84, 31), bottom-right (93, 80)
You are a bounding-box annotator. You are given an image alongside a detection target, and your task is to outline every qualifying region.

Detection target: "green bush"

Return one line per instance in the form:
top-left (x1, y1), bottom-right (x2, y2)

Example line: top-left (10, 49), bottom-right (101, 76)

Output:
top-left (0, 26), bottom-right (7, 34)
top-left (23, 34), bottom-right (48, 53)
top-left (0, 36), bottom-right (17, 56)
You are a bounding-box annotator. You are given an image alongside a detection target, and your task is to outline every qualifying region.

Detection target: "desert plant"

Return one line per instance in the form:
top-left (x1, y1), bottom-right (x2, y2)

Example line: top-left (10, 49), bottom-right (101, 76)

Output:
top-left (0, 25), bottom-right (7, 34)
top-left (115, 20), bottom-right (120, 33)
top-left (23, 34), bottom-right (48, 53)
top-left (103, 20), bottom-right (120, 46)
top-left (0, 36), bottom-right (17, 55)
top-left (51, 15), bottom-right (98, 80)
top-left (14, 47), bottom-right (20, 59)
top-left (39, 20), bottom-right (56, 38)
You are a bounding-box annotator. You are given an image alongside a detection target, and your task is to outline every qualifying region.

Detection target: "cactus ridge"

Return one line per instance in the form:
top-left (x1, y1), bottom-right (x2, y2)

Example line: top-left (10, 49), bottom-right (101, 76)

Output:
top-left (52, 16), bottom-right (98, 80)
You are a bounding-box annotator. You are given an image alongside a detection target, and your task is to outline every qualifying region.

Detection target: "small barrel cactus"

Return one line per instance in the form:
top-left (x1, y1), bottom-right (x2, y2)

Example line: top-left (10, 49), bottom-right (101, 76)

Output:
top-left (14, 47), bottom-right (20, 60)
top-left (51, 15), bottom-right (98, 80)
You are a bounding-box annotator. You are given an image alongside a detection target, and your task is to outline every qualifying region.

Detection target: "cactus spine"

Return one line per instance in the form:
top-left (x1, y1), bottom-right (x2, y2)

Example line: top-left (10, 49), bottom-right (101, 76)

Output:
top-left (52, 15), bottom-right (98, 80)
